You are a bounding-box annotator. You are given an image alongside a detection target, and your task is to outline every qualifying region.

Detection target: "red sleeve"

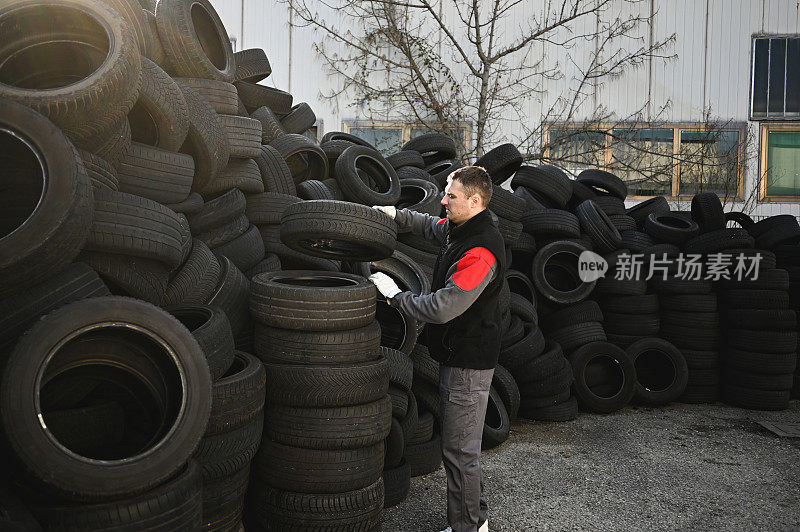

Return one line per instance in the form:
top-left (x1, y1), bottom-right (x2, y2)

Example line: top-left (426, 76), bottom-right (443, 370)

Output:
top-left (452, 247), bottom-right (496, 290)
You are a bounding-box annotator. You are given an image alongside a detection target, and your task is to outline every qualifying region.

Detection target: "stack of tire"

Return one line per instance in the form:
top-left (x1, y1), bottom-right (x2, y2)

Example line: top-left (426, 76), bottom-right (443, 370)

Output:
top-left (247, 270), bottom-right (391, 530)
top-left (168, 305), bottom-right (267, 530)
top-left (381, 347), bottom-right (417, 507)
top-left (773, 243), bottom-right (800, 397)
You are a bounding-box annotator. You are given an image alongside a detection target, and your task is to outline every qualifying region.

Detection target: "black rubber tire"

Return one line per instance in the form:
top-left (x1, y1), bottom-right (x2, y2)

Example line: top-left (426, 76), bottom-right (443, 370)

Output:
top-left (383, 458), bottom-right (411, 508)
top-left (725, 211), bottom-right (755, 229)
top-left (205, 256), bottom-right (252, 342)
top-left (167, 305), bottom-right (235, 381)
top-left (79, 251), bottom-right (169, 304)
top-left (297, 179), bottom-right (335, 200)
top-left (518, 395), bottom-right (577, 422)
top-left (489, 186), bottom-right (527, 222)
top-left (505, 269), bottom-right (536, 304)
top-left (518, 357), bottom-right (574, 397)
top-left (79, 149), bottom-right (120, 191)
top-left (195, 213), bottom-right (249, 248)
top-left (212, 224), bottom-right (265, 273)
top-left (591, 196), bottom-right (627, 216)
top-left (321, 139), bottom-right (356, 177)
top-left (321, 131), bottom-right (377, 149)
top-left (387, 150), bottom-right (425, 169)
top-left (511, 166), bottom-right (572, 208)
top-left (407, 433), bottom-right (442, 477)
top-left (660, 310), bottom-right (718, 329)
top-left (659, 293), bottom-right (717, 313)
top-left (626, 196), bottom-right (669, 228)
top-left (541, 301), bottom-right (603, 332)
top-left (163, 241), bottom-right (222, 306)
top-left (248, 477), bottom-right (383, 532)
top-left (498, 323), bottom-right (546, 372)
top-left (166, 191), bottom-right (203, 215)
top-left (598, 294), bottom-right (659, 314)
top-left (722, 309), bottom-right (796, 331)
top-left (425, 158), bottom-right (464, 187)
top-left (475, 143), bottom-right (522, 185)
top-left (32, 461), bottom-right (202, 530)
top-left (258, 225), bottom-right (343, 272)
top-left (724, 348), bottom-right (797, 375)
top-left (644, 212), bottom-right (699, 245)
top-left (280, 200), bottom-right (397, 261)
top-left (409, 409), bottom-right (435, 445)
top-left (174, 77), bottom-right (238, 115)
top-left (129, 58), bottom-right (190, 151)
top-left (576, 169), bottom-right (627, 199)
top-left (397, 179), bottom-right (442, 216)
top-left (548, 322), bottom-right (607, 354)
top-left (520, 210), bottom-right (580, 237)
top-left (649, 276), bottom-right (713, 295)
top-left (384, 416), bottom-right (405, 470)
top-left (626, 338), bottom-right (688, 405)
top-left (531, 241), bottom-right (596, 305)
top-left (174, 80), bottom-right (230, 193)
top-left (207, 351), bottom-right (265, 434)
top-left (245, 192), bottom-right (302, 226)
top-left (576, 199), bottom-right (622, 253)
top-left (254, 145), bottom-right (296, 196)
top-left (234, 48), bottom-right (272, 83)
top-left (334, 145), bottom-right (401, 205)
top-left (722, 384), bottom-right (790, 411)
top-left (492, 364), bottom-right (521, 420)
top-left (681, 349), bottom-right (719, 370)
top-left (269, 133), bottom-right (328, 183)
top-left (594, 277), bottom-right (647, 297)
top-left (482, 387), bottom-right (510, 450)
top-left (264, 396), bottom-right (392, 450)
top-left (620, 230), bottom-right (655, 252)
top-left (388, 385), bottom-right (409, 418)
top-left (187, 188), bottom-right (245, 233)
top-left (609, 214), bottom-right (637, 233)
top-left (87, 118), bottom-right (132, 169)
top-left (568, 341), bottom-right (636, 414)
top-left (383, 346), bottom-right (414, 391)
top-left (401, 133), bottom-right (456, 166)
top-left (85, 189), bottom-right (184, 269)
top-left (691, 192), bottom-right (725, 233)
top-left (683, 228), bottom-right (755, 254)
top-left (155, 0), bottom-right (235, 81)
top-left (219, 115), bottom-right (262, 159)
top-left (250, 270), bottom-right (375, 331)
top-left (235, 81), bottom-right (293, 115)
top-left (201, 463), bottom-right (248, 530)
top-left (280, 103), bottom-right (316, 135)
top-left (1, 297), bottom-right (211, 501)
top-left (0, 0), bottom-right (141, 149)
top-left (246, 253), bottom-right (282, 279)
top-left (143, 8), bottom-right (168, 67)
top-left (720, 289), bottom-right (789, 310)
top-left (193, 414), bottom-right (263, 480)
top-left (117, 142), bottom-right (194, 204)
top-left (723, 329), bottom-right (797, 354)
top-left (0, 263), bottom-right (110, 353)
top-left (509, 292), bottom-right (537, 324)
top-left (255, 439), bottom-right (383, 494)
top-left (251, 105), bottom-right (287, 144)
top-left (723, 367), bottom-right (794, 391)
top-left (264, 355), bottom-right (389, 408)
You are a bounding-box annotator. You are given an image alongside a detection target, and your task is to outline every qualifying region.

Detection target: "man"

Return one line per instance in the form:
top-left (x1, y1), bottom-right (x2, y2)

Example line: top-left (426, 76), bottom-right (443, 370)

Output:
top-left (369, 166), bottom-right (506, 532)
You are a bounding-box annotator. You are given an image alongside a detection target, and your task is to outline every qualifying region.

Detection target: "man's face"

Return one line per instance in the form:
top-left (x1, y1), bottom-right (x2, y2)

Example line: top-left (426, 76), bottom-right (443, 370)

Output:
top-left (441, 179), bottom-right (481, 225)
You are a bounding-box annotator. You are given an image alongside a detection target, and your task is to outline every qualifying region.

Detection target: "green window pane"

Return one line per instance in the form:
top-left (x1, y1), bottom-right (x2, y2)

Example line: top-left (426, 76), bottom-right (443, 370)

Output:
top-left (349, 128), bottom-right (402, 154)
top-left (766, 131), bottom-right (800, 196)
top-left (679, 130), bottom-right (740, 198)
top-left (609, 129), bottom-right (673, 197)
top-left (548, 130), bottom-right (607, 176)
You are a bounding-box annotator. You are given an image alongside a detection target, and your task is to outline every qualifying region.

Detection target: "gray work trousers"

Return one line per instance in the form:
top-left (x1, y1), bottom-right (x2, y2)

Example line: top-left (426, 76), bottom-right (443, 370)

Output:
top-left (439, 365), bottom-right (494, 532)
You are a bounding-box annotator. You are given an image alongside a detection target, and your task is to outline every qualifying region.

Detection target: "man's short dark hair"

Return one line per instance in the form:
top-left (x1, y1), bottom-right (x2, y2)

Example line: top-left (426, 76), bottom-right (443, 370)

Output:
top-left (448, 166), bottom-right (492, 206)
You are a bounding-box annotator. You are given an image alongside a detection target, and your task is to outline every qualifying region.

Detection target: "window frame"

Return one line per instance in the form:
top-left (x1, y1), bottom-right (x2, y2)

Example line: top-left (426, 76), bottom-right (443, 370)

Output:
top-left (749, 34), bottom-right (800, 121)
top-left (759, 122), bottom-right (800, 202)
top-left (543, 122), bottom-right (746, 201)
top-left (341, 119), bottom-right (472, 154)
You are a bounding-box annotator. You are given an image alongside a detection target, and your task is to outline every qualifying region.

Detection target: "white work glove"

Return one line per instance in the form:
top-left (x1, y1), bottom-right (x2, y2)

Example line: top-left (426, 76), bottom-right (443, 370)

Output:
top-left (368, 272), bottom-right (402, 299)
top-left (372, 205), bottom-right (396, 219)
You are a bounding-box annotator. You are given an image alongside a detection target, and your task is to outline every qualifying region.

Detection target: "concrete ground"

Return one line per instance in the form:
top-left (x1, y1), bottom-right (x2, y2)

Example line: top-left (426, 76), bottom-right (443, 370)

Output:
top-left (381, 400), bottom-right (800, 531)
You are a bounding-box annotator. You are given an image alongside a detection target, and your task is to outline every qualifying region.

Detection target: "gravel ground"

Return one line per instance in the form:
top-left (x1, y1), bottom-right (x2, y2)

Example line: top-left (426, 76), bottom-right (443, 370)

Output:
top-left (382, 400), bottom-right (800, 531)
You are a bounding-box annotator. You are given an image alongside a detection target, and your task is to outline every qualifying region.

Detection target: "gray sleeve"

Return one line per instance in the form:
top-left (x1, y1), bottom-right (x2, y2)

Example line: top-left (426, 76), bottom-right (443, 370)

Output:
top-left (389, 250), bottom-right (498, 324)
top-left (394, 208), bottom-right (448, 245)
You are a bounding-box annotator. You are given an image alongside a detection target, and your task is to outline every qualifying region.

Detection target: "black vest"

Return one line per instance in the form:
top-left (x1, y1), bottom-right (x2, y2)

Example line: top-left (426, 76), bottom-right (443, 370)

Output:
top-left (425, 209), bottom-right (507, 369)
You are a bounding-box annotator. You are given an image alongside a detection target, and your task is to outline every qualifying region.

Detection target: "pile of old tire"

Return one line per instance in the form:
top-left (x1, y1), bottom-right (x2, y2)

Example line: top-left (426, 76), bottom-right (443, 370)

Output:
top-left (773, 244), bottom-right (800, 397)
top-left (247, 270), bottom-right (390, 530)
top-left (169, 305), bottom-right (266, 530)
top-left (381, 347), bottom-right (417, 507)
top-left (1, 296), bottom-right (211, 529)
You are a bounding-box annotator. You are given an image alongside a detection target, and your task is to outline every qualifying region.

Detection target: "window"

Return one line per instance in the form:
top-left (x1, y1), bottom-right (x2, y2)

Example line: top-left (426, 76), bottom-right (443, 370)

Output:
top-left (751, 36), bottom-right (800, 119)
top-left (760, 124), bottom-right (800, 199)
top-left (342, 121), bottom-right (471, 156)
top-left (544, 124), bottom-right (744, 199)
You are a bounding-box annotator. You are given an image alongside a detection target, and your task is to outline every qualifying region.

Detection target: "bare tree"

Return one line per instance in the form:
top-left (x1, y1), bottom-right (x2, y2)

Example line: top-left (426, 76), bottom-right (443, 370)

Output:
top-left (286, 0), bottom-right (675, 159)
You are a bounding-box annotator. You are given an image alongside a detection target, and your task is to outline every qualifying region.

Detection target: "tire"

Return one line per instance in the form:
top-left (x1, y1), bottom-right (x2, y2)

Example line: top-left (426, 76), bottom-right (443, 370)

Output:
top-left (594, 277), bottom-right (647, 297)
top-left (609, 214), bottom-right (637, 233)
top-left (683, 228), bottom-right (754, 254)
top-left (482, 387), bottom-right (510, 450)
top-left (280, 200), bottom-right (397, 261)
top-left (258, 225), bottom-right (343, 272)
top-left (401, 133), bottom-right (456, 166)
top-left (117, 143), bottom-right (194, 204)
top-left (255, 439), bottom-right (384, 494)
top-left (384, 416), bottom-right (405, 469)
top-left (32, 461), bottom-right (202, 531)
top-left (531, 241), bottom-right (596, 305)
top-left (626, 196), bottom-right (669, 228)
top-left (334, 145), bottom-right (401, 205)
top-left (167, 305), bottom-right (235, 381)
top-left (248, 477), bottom-right (383, 532)
top-left (280, 103), bottom-right (316, 134)
top-left (383, 459), bottom-right (411, 508)
top-left (254, 145), bottom-right (296, 195)
top-left (722, 384), bottom-right (790, 411)
top-left (174, 77), bottom-right (238, 115)
top-left (389, 385), bottom-right (410, 418)
top-left (0, 0), bottom-right (142, 149)
top-left (254, 321), bottom-right (382, 365)
top-left (202, 464), bottom-right (248, 530)
top-left (269, 133), bottom-right (328, 183)
top-left (264, 396), bottom-right (392, 450)
top-left (725, 211), bottom-right (755, 229)
top-left (626, 338), bottom-right (688, 405)
top-left (187, 188), bottom-right (246, 233)
top-left (0, 100), bottom-right (94, 299)
top-left (644, 213), bottom-right (699, 245)
top-left (79, 251), bottom-right (169, 305)
top-left (620, 230), bottom-right (654, 252)
top-left (212, 224), bottom-right (265, 272)
top-left (387, 150), bottom-right (425, 170)
top-left (718, 268), bottom-right (789, 291)
top-left (518, 358), bottom-right (574, 397)
top-left (205, 256), bottom-right (252, 342)
top-left (648, 277), bottom-right (712, 295)
top-left (250, 270), bottom-right (375, 331)
top-left (85, 189), bottom-right (184, 269)
top-left (219, 115), bottom-right (262, 159)
top-left (722, 309), bottom-right (796, 331)
top-left (234, 48), bottom-right (272, 83)
top-left (720, 289), bottom-right (789, 310)
top-left (376, 301), bottom-right (419, 355)
top-left (0, 263), bottom-right (110, 353)
top-left (79, 150), bottom-right (120, 191)
top-left (576, 169), bottom-right (627, 199)
top-left (492, 364), bottom-right (521, 420)
top-left (723, 367), bottom-right (794, 391)
top-left (251, 105), bottom-right (287, 144)
top-left (541, 301), bottom-right (603, 332)
top-left (163, 241), bottom-right (222, 306)
top-left (511, 166), bottom-right (572, 208)
top-left (568, 341), bottom-right (636, 413)
top-left (166, 191), bottom-right (203, 215)
top-left (126, 58), bottom-right (189, 152)
top-left (691, 192), bottom-right (725, 233)
top-left (475, 143), bottom-right (522, 185)
top-left (521, 210), bottom-right (580, 237)
top-left (195, 213), bottom-right (249, 248)
top-left (426, 158), bottom-right (463, 187)
top-left (297, 179), bottom-right (335, 200)
top-left (246, 253), bottom-right (282, 279)
top-left (406, 434), bottom-right (442, 477)
top-left (383, 347), bottom-right (413, 391)
top-left (576, 199), bottom-right (622, 253)
top-left (724, 348), bottom-right (797, 375)
top-left (547, 322), bottom-right (607, 354)
top-left (723, 329), bottom-right (797, 354)
top-left (246, 193), bottom-right (302, 225)
top-left (193, 414), bottom-right (263, 480)
top-left (236, 81), bottom-right (293, 115)
top-left (1, 297), bottom-right (211, 501)
top-left (207, 351), bottom-right (266, 434)
top-left (174, 80), bottom-right (230, 193)
top-left (498, 323), bottom-right (546, 371)
top-left (489, 186), bottom-right (527, 222)
top-left (518, 395), bottom-right (577, 422)
top-left (398, 178), bottom-right (442, 216)
top-left (591, 196), bottom-right (627, 216)
top-left (598, 294), bottom-right (659, 314)
top-left (659, 293), bottom-right (717, 313)
top-left (155, 0), bottom-right (235, 81)
top-left (409, 410), bottom-right (434, 445)
top-left (505, 269), bottom-right (536, 304)
top-left (263, 355), bottom-right (389, 407)
top-left (660, 310), bottom-right (718, 329)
